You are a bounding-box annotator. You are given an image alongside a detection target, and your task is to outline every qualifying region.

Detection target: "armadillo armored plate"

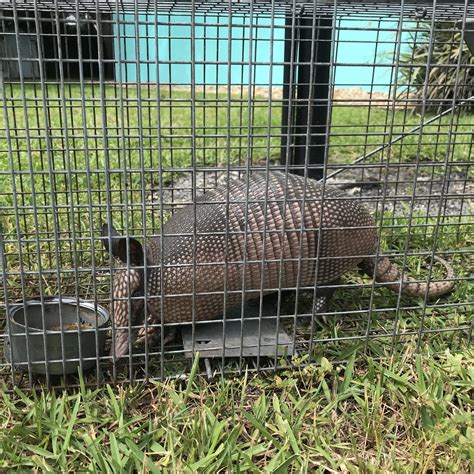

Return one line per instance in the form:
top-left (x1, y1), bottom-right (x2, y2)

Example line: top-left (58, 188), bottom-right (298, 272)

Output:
top-left (181, 299), bottom-right (295, 359)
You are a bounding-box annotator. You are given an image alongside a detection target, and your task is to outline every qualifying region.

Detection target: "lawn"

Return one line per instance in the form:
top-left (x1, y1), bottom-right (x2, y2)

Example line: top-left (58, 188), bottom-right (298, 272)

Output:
top-left (0, 349), bottom-right (472, 471)
top-left (1, 85), bottom-right (472, 284)
top-left (0, 84), bottom-right (473, 471)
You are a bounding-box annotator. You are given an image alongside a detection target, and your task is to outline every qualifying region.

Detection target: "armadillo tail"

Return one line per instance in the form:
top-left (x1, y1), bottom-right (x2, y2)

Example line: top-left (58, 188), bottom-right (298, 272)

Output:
top-left (361, 255), bottom-right (455, 299)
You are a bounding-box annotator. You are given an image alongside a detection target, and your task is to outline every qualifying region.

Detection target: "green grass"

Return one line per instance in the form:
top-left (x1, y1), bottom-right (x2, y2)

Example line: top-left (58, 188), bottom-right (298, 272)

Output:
top-left (0, 84), bottom-right (472, 364)
top-left (0, 349), bottom-right (472, 471)
top-left (1, 84), bottom-right (472, 290)
top-left (0, 84), bottom-right (473, 471)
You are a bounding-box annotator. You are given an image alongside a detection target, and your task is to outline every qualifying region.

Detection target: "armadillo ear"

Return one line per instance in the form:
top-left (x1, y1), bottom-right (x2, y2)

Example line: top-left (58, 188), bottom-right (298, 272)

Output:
top-left (101, 223), bottom-right (144, 266)
top-left (117, 238), bottom-right (144, 267)
top-left (101, 223), bottom-right (122, 257)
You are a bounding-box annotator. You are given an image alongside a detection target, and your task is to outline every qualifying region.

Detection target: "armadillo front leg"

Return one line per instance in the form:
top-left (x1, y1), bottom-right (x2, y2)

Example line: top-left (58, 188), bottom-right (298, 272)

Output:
top-left (136, 322), bottom-right (179, 347)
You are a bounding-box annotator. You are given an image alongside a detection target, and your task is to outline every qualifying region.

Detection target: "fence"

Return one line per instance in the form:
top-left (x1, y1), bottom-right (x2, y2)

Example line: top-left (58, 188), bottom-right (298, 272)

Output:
top-left (0, 0), bottom-right (473, 388)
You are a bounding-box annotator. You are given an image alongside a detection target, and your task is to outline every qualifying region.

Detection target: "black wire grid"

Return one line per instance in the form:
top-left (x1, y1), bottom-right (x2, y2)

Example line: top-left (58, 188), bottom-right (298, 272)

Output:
top-left (0, 0), bottom-right (473, 388)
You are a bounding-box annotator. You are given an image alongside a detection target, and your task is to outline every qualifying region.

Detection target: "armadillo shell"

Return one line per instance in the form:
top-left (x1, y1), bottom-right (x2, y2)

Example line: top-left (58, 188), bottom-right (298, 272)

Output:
top-left (146, 171), bottom-right (377, 323)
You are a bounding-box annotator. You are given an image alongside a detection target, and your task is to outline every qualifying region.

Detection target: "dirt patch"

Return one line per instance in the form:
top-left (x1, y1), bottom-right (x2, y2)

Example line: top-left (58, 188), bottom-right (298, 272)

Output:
top-left (326, 167), bottom-right (472, 216)
top-left (141, 84), bottom-right (408, 108)
top-left (332, 88), bottom-right (398, 107)
top-left (148, 166), bottom-right (471, 217)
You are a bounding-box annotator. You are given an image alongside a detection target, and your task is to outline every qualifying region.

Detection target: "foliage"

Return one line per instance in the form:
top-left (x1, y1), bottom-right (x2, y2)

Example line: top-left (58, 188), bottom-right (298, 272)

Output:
top-left (399, 22), bottom-right (474, 112)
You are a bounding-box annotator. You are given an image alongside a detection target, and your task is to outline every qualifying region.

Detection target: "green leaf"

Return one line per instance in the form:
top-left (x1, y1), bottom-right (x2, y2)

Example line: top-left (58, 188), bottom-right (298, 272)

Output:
top-left (242, 410), bottom-right (283, 451)
top-left (272, 453), bottom-right (299, 474)
top-left (340, 351), bottom-right (357, 393)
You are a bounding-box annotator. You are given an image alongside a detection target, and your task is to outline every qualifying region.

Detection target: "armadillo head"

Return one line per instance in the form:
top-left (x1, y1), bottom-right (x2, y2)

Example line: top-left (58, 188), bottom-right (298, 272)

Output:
top-left (101, 224), bottom-right (145, 359)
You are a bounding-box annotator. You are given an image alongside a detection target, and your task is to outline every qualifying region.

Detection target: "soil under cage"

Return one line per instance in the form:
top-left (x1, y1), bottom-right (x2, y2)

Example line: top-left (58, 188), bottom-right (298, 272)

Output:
top-left (0, 0), bottom-right (473, 388)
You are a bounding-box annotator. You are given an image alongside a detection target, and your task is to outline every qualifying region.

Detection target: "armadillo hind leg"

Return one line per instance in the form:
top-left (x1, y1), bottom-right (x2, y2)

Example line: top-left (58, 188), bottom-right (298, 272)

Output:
top-left (244, 287), bottom-right (336, 328)
top-left (295, 295), bottom-right (333, 328)
top-left (296, 279), bottom-right (341, 327)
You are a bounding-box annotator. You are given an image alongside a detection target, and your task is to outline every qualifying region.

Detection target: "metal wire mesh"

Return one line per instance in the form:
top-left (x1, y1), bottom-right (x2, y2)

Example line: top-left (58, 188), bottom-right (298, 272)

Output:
top-left (0, 0), bottom-right (472, 388)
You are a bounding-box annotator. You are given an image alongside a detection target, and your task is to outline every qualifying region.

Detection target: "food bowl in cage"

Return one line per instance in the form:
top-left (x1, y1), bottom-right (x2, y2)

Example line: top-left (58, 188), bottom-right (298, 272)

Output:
top-left (4, 298), bottom-right (109, 375)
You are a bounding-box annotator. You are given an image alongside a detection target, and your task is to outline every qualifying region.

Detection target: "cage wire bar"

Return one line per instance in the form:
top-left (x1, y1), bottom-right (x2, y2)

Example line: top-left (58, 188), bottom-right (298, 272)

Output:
top-left (0, 0), bottom-right (473, 388)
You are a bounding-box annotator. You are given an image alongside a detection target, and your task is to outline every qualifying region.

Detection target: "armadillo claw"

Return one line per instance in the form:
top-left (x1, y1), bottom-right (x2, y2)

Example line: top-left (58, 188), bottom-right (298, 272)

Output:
top-left (136, 323), bottom-right (157, 344)
top-left (135, 325), bottom-right (178, 347)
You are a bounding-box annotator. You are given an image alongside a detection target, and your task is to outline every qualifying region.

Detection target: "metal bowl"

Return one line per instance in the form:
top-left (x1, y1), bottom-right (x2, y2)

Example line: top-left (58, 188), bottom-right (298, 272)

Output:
top-left (5, 298), bottom-right (109, 375)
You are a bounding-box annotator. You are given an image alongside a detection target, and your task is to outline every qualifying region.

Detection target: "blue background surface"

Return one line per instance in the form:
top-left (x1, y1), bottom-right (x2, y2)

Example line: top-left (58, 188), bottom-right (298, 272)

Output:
top-left (114, 15), bottom-right (402, 91)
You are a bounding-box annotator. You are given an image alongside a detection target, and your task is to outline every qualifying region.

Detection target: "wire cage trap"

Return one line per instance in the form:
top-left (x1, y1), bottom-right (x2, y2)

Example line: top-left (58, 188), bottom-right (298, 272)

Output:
top-left (0, 0), bottom-right (473, 388)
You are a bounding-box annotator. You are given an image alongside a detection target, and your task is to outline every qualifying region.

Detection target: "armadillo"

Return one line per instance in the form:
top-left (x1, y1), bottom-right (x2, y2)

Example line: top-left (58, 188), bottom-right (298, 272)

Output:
top-left (101, 171), bottom-right (454, 358)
